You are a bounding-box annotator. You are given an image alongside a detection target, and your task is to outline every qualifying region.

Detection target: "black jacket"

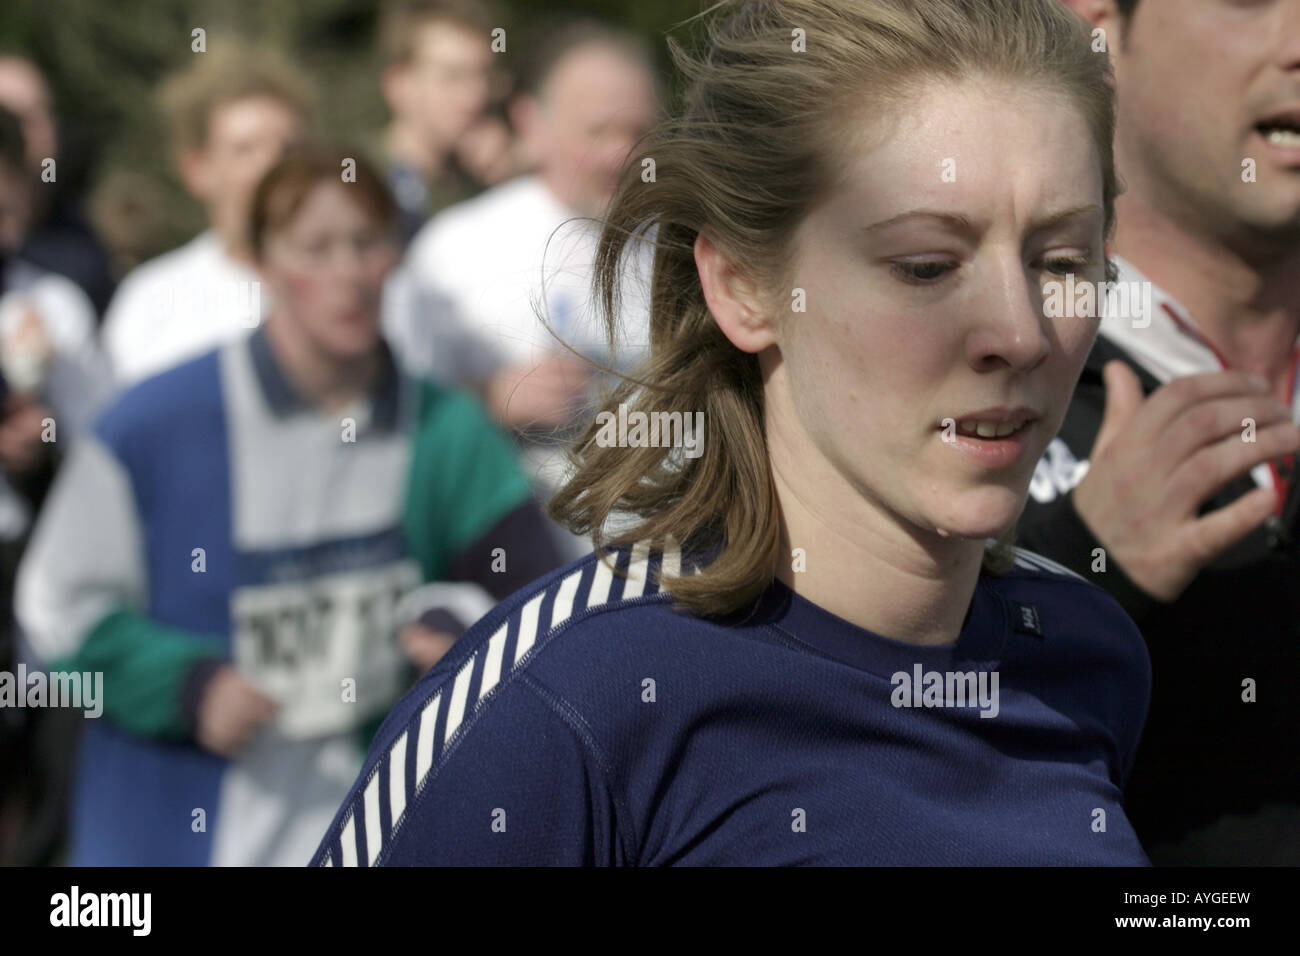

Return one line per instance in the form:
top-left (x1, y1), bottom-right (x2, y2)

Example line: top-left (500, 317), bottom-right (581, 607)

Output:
top-left (1017, 334), bottom-right (1300, 863)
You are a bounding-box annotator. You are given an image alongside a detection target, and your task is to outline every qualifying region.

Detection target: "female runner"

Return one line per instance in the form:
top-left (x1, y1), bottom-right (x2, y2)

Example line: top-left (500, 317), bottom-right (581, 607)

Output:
top-left (313, 0), bottom-right (1150, 866)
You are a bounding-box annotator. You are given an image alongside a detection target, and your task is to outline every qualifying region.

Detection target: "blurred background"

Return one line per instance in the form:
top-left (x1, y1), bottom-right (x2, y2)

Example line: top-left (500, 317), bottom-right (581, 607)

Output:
top-left (0, 0), bottom-right (702, 867)
top-left (0, 0), bottom-right (699, 276)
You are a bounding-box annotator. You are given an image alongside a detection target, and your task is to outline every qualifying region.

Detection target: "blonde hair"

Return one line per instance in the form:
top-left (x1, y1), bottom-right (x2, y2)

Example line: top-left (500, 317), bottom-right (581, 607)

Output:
top-left (159, 45), bottom-right (314, 156)
top-left (549, 0), bottom-right (1119, 616)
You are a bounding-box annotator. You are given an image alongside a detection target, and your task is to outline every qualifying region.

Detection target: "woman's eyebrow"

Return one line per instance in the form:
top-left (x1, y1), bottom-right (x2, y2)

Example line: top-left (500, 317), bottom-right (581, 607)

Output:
top-left (1027, 203), bottom-right (1105, 235)
top-left (861, 204), bottom-right (1103, 237)
top-left (861, 210), bottom-right (977, 237)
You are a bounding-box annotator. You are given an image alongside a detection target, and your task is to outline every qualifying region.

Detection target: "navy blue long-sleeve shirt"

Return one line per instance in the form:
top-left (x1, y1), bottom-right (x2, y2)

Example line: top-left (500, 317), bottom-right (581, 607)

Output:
top-left (310, 539), bottom-right (1151, 866)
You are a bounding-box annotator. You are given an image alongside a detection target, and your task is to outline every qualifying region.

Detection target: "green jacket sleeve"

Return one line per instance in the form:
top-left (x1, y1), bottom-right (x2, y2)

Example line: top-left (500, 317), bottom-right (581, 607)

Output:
top-left (403, 382), bottom-right (535, 582)
top-left (52, 608), bottom-right (226, 741)
top-left (17, 435), bottom-right (226, 742)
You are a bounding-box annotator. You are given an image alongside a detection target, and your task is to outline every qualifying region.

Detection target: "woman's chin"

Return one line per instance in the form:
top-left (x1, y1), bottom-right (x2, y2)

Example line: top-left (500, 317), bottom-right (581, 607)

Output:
top-left (926, 487), bottom-right (1024, 541)
top-left (322, 325), bottom-right (381, 362)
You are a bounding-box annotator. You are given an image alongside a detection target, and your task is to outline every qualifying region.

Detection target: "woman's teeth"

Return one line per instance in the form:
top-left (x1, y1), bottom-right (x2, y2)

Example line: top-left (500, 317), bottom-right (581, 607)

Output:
top-left (958, 419), bottom-right (1023, 439)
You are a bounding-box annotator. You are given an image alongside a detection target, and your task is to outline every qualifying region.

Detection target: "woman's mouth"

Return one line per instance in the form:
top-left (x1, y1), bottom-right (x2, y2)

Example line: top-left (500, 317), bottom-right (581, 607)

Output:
top-left (938, 411), bottom-right (1039, 469)
top-left (955, 418), bottom-right (1031, 439)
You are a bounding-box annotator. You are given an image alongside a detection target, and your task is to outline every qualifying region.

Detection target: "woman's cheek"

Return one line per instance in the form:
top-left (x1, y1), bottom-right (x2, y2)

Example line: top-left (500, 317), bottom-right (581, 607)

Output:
top-left (1045, 313), bottom-right (1099, 422)
top-left (363, 263), bottom-right (393, 298)
top-left (369, 248), bottom-right (398, 280)
top-left (1058, 313), bottom-right (1100, 370)
top-left (282, 267), bottom-right (331, 311)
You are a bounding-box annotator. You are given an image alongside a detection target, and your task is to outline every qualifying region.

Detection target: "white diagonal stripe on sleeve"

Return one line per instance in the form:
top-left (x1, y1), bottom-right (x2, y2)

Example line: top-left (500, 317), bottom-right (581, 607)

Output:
top-left (622, 539), bottom-right (651, 600)
top-left (443, 659), bottom-right (476, 744)
top-left (389, 731), bottom-right (407, 826)
top-left (478, 623), bottom-right (509, 702)
top-left (512, 592), bottom-right (545, 666)
top-left (659, 538), bottom-right (680, 585)
top-left (1017, 559), bottom-right (1055, 580)
top-left (549, 569), bottom-right (583, 631)
top-left (415, 692), bottom-right (441, 782)
top-left (323, 854), bottom-right (333, 867)
top-left (588, 554), bottom-right (614, 607)
top-left (340, 813), bottom-right (358, 867)
top-left (1014, 548), bottom-right (1086, 581)
top-left (364, 772), bottom-right (382, 865)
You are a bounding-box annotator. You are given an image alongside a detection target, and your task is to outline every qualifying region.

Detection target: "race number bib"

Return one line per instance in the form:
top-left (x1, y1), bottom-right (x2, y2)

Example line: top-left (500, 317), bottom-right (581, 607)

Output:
top-left (231, 560), bottom-right (421, 738)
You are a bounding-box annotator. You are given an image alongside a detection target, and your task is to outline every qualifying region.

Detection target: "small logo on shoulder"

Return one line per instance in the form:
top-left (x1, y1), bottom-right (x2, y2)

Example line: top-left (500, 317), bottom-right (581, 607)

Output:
top-left (1012, 602), bottom-right (1043, 638)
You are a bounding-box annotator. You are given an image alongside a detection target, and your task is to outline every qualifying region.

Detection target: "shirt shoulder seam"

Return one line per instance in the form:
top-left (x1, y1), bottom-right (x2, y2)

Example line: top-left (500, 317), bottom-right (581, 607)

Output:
top-left (515, 671), bottom-right (639, 865)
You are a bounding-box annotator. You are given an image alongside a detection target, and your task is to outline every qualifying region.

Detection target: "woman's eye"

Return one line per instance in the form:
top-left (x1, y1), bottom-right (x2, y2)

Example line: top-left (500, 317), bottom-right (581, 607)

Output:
top-left (891, 260), bottom-right (954, 284)
top-left (1042, 255), bottom-right (1092, 277)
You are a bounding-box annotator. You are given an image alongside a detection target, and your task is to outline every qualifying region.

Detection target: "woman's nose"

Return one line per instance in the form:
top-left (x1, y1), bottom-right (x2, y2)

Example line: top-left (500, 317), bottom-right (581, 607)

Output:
top-left (964, 262), bottom-right (1052, 373)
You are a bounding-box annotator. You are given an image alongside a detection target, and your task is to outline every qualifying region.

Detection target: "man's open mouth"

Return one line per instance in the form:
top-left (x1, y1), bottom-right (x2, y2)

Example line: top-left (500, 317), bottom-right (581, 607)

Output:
top-left (1256, 111), bottom-right (1300, 148)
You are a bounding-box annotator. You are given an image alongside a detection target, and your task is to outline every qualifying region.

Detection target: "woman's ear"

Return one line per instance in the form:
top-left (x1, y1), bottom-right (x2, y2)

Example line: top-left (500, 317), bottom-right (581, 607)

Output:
top-left (1060, 0), bottom-right (1124, 50)
top-left (694, 231), bottom-right (778, 354)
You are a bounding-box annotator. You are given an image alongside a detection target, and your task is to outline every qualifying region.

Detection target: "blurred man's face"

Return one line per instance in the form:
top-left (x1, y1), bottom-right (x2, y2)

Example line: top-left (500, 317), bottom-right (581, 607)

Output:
top-left (0, 159), bottom-right (32, 250)
top-left (528, 45), bottom-right (657, 218)
top-left (183, 95), bottom-right (303, 234)
top-left (0, 58), bottom-right (58, 167)
top-left (1112, 0), bottom-right (1300, 247)
top-left (401, 20), bottom-right (492, 148)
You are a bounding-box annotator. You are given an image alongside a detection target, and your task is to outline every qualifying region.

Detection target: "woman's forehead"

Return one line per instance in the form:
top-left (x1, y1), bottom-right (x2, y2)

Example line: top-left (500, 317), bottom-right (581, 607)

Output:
top-left (281, 182), bottom-right (378, 227)
top-left (824, 82), bottom-right (1103, 221)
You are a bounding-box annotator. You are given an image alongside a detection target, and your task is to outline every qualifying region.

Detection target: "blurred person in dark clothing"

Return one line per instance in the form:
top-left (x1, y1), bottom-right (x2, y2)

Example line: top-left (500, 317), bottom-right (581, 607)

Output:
top-left (1017, 0), bottom-right (1300, 863)
top-left (0, 54), bottom-right (116, 319)
top-left (0, 104), bottom-right (111, 867)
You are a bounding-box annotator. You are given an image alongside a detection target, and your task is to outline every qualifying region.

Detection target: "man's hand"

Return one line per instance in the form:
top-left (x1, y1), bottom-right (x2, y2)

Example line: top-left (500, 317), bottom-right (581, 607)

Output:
top-left (484, 353), bottom-right (594, 430)
top-left (399, 622), bottom-right (458, 673)
top-left (0, 395), bottom-right (52, 474)
top-left (195, 666), bottom-right (279, 758)
top-left (1071, 361), bottom-right (1300, 601)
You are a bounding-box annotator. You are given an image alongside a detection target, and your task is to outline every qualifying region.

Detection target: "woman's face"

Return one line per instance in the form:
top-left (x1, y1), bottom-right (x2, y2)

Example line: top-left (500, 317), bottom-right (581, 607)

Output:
top-left (260, 181), bottom-right (397, 361)
top-left (766, 77), bottom-right (1106, 545)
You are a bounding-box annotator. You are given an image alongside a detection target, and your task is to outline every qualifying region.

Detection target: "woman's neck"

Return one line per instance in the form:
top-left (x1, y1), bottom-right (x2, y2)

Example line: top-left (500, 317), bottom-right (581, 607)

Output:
top-left (768, 450), bottom-right (984, 648)
top-left (262, 313), bottom-right (380, 415)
